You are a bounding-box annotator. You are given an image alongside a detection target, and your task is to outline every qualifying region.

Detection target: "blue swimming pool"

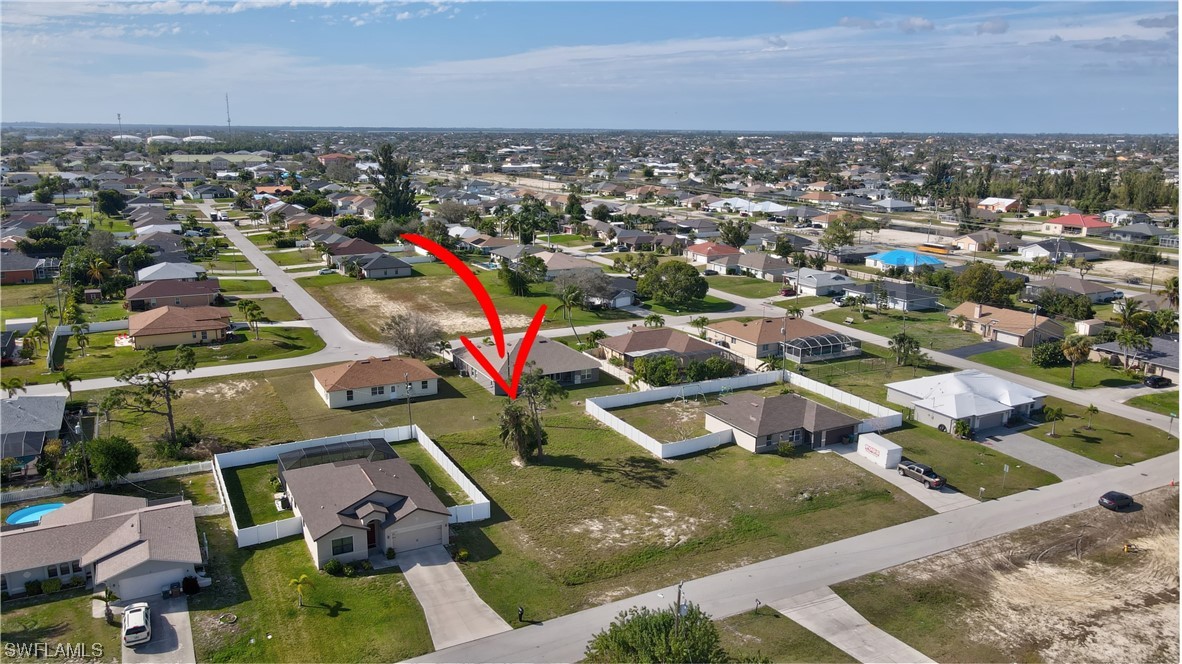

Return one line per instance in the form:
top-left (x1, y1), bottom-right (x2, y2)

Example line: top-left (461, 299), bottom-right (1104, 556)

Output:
top-left (5, 502), bottom-right (65, 525)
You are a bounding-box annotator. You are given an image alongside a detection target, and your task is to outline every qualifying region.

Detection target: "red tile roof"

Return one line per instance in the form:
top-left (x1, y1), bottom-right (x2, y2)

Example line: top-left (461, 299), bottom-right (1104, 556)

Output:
top-left (686, 241), bottom-right (741, 258)
top-left (1045, 214), bottom-right (1110, 229)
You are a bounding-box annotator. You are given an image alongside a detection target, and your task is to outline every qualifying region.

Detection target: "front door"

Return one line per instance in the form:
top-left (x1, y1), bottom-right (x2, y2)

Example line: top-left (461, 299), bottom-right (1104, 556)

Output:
top-left (367, 523), bottom-right (377, 549)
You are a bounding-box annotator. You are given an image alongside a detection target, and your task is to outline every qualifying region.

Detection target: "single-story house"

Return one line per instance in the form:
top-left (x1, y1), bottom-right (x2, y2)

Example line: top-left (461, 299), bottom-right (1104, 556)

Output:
top-left (1029, 203), bottom-right (1081, 217)
top-left (841, 282), bottom-right (940, 311)
top-left (586, 276), bottom-right (637, 309)
top-left (282, 448), bottom-right (450, 568)
top-left (705, 254), bottom-right (742, 274)
top-left (1041, 214), bottom-right (1112, 237)
top-left (311, 356), bottom-right (440, 409)
top-left (0, 495), bottom-right (202, 601)
top-left (704, 393), bottom-right (860, 453)
top-left (128, 305), bottom-right (231, 349)
top-left (956, 230), bottom-right (1021, 252)
top-left (1101, 209), bottom-right (1152, 225)
top-left (0, 251), bottom-right (42, 285)
top-left (490, 243), bottom-right (544, 265)
top-left (873, 198), bottom-right (915, 212)
top-left (598, 326), bottom-right (731, 369)
top-left (735, 252), bottom-right (792, 281)
top-left (326, 238), bottom-right (385, 260)
top-left (1091, 335), bottom-right (1179, 382)
top-left (786, 268), bottom-right (855, 296)
top-left (886, 369), bottom-right (1046, 433)
top-left (946, 263), bottom-right (1027, 283)
top-left (452, 337), bottom-right (600, 396)
top-left (1, 395), bottom-right (67, 474)
top-left (761, 233), bottom-right (813, 253)
top-left (189, 184), bottom-right (235, 199)
top-left (338, 253), bottom-right (412, 279)
top-left (1017, 240), bottom-right (1105, 263)
top-left (1096, 223), bottom-right (1174, 244)
top-left (534, 251), bottom-right (601, 280)
top-left (686, 241), bottom-right (740, 265)
top-left (976, 197), bottom-right (1020, 213)
top-left (124, 279), bottom-right (221, 311)
top-left (1023, 276), bottom-right (1117, 303)
top-left (703, 317), bottom-right (833, 362)
top-left (865, 250), bottom-right (944, 273)
top-left (136, 262), bottom-right (207, 283)
top-left (808, 244), bottom-right (878, 265)
top-left (948, 302), bottom-right (1064, 347)
top-left (1122, 292), bottom-right (1176, 313)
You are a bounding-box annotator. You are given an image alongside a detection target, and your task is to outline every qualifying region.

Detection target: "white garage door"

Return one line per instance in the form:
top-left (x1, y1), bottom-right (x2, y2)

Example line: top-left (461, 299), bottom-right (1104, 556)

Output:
top-left (391, 523), bottom-right (443, 553)
top-left (113, 567), bottom-right (187, 601)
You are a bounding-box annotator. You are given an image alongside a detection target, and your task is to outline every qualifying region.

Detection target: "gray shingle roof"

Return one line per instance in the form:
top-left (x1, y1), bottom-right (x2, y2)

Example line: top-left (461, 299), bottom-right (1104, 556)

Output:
top-left (1, 396), bottom-right (66, 458)
top-left (705, 393), bottom-right (860, 437)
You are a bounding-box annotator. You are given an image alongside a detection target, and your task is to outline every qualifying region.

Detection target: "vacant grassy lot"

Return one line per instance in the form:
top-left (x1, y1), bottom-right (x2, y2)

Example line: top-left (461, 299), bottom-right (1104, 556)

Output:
top-left (539, 234), bottom-right (592, 247)
top-left (218, 278), bottom-right (276, 294)
top-left (205, 252), bottom-right (256, 272)
top-left (440, 412), bottom-right (932, 624)
top-left (815, 308), bottom-right (981, 351)
top-left (1, 282), bottom-right (56, 323)
top-left (189, 516), bottom-right (432, 662)
top-left (0, 589), bottom-right (122, 663)
top-left (224, 295), bottom-right (301, 322)
top-left (1127, 391), bottom-right (1179, 416)
top-left (264, 248), bottom-right (324, 267)
top-left (972, 346), bottom-right (1139, 390)
top-left (305, 266), bottom-right (636, 342)
top-left (773, 295), bottom-right (833, 310)
top-left (716, 608), bottom-right (855, 663)
top-left (244, 233), bottom-right (274, 247)
top-left (638, 294), bottom-right (736, 317)
top-left (885, 423), bottom-right (1059, 498)
top-left (706, 275), bottom-right (788, 300)
top-left (833, 487), bottom-right (1179, 663)
top-left (1026, 397), bottom-right (1178, 464)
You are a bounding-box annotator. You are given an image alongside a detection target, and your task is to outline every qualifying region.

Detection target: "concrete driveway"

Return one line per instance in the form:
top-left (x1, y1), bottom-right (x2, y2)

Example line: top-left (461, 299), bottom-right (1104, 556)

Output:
top-left (397, 546), bottom-right (511, 650)
top-left (828, 445), bottom-right (979, 512)
top-left (772, 587), bottom-right (935, 663)
top-left (978, 427), bottom-right (1111, 480)
top-left (941, 340), bottom-right (1006, 359)
top-left (120, 596), bottom-right (195, 664)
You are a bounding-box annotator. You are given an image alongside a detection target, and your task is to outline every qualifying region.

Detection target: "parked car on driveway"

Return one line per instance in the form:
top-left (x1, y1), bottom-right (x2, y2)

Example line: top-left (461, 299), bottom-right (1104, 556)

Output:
top-left (1098, 491), bottom-right (1133, 511)
top-left (318, 267), bottom-right (335, 275)
top-left (122, 602), bottom-right (153, 647)
top-left (1143, 375), bottom-right (1173, 388)
top-left (897, 458), bottom-right (945, 489)
top-left (703, 270), bottom-right (719, 276)
top-left (832, 296), bottom-right (849, 306)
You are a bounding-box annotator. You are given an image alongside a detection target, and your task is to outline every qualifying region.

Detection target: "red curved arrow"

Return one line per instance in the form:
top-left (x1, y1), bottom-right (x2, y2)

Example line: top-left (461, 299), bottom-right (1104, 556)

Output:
top-left (401, 233), bottom-right (546, 400)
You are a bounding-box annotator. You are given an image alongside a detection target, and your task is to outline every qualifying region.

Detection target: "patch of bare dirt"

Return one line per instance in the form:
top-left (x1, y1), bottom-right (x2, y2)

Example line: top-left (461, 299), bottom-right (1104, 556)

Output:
top-left (568, 505), bottom-right (702, 549)
top-left (332, 282), bottom-right (533, 334)
top-left (185, 378), bottom-right (260, 400)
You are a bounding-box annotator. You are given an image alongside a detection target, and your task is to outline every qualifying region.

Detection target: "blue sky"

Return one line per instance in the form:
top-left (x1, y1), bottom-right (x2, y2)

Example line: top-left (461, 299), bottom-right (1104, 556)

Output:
top-left (2, 1), bottom-right (1177, 133)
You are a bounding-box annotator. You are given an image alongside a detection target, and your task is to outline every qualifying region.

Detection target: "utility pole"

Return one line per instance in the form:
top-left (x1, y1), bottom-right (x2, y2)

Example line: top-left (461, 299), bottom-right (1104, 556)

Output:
top-left (225, 93), bottom-right (232, 143)
top-left (404, 373), bottom-right (413, 428)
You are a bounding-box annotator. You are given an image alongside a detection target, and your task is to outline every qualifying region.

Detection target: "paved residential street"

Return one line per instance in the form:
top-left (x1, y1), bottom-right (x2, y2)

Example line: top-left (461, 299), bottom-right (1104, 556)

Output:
top-left (771, 587), bottom-right (935, 664)
top-left (410, 452), bottom-right (1178, 663)
top-left (396, 546), bottom-right (512, 650)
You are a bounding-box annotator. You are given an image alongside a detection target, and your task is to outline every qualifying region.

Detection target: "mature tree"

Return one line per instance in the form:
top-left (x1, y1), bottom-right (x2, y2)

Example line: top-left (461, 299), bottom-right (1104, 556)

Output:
top-left (564, 193), bottom-right (586, 221)
top-left (435, 200), bottom-right (469, 226)
top-left (818, 219), bottom-right (855, 257)
top-left (644, 313), bottom-right (666, 328)
top-left (381, 311), bottom-right (445, 359)
top-left (289, 573), bottom-right (314, 608)
top-left (1151, 308), bottom-right (1178, 336)
top-left (95, 189), bottom-right (127, 216)
top-left (1004, 259), bottom-right (1032, 274)
top-left (1114, 298), bottom-right (1152, 333)
top-left (86, 436), bottom-right (141, 484)
top-left (637, 261), bottom-right (708, 310)
top-left (1072, 257), bottom-right (1094, 278)
top-left (584, 603), bottom-right (729, 664)
top-left (950, 262), bottom-right (1023, 307)
top-left (612, 252), bottom-right (659, 280)
top-left (105, 346), bottom-right (197, 442)
top-left (586, 329), bottom-right (608, 346)
top-left (516, 366), bottom-right (566, 460)
top-left (1158, 276), bottom-right (1179, 309)
top-left (1060, 334), bottom-right (1093, 388)
top-left (498, 255), bottom-right (547, 297)
top-left (498, 399), bottom-right (537, 463)
top-left (372, 143), bottom-right (420, 221)
top-left (85, 229), bottom-right (119, 261)
top-left (1115, 329), bottom-right (1151, 370)
top-left (772, 236), bottom-right (801, 260)
top-left (591, 203), bottom-right (612, 222)
top-left (888, 332), bottom-right (920, 366)
top-left (507, 195), bottom-right (555, 244)
top-left (307, 199), bottom-right (334, 216)
top-left (237, 300), bottom-right (265, 339)
top-left (633, 354), bottom-right (679, 386)
top-left (717, 219), bottom-right (751, 248)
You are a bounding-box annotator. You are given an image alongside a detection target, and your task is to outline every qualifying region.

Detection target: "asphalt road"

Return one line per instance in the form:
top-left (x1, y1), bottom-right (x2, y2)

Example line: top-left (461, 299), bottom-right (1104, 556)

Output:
top-left (410, 452), bottom-right (1178, 663)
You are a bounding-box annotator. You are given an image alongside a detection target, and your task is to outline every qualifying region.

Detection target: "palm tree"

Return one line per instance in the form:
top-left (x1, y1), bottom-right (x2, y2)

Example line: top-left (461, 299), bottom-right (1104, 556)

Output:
top-left (558, 285), bottom-right (583, 344)
top-left (24, 322), bottom-right (48, 353)
top-left (288, 574), bottom-right (314, 608)
top-left (586, 329), bottom-right (607, 347)
top-left (953, 314), bottom-right (969, 331)
top-left (1115, 328), bottom-right (1150, 370)
top-left (690, 316), bottom-right (710, 337)
top-left (1158, 276), bottom-right (1179, 309)
top-left (785, 305), bottom-right (804, 319)
top-left (86, 257), bottom-right (112, 286)
top-left (57, 370), bottom-right (79, 396)
top-left (888, 332), bottom-right (919, 366)
top-left (2, 377), bottom-right (27, 398)
top-left (1084, 404), bottom-right (1099, 430)
top-left (1151, 309), bottom-right (1178, 336)
top-left (240, 301), bottom-right (265, 340)
top-left (1043, 406), bottom-right (1064, 437)
top-left (1060, 334), bottom-right (1093, 388)
top-left (72, 323), bottom-right (90, 357)
top-left (41, 301), bottom-right (58, 328)
top-left (498, 400), bottom-right (534, 463)
top-left (1005, 260), bottom-right (1031, 275)
top-left (643, 313), bottom-right (665, 328)
top-left (1114, 297), bottom-right (1151, 333)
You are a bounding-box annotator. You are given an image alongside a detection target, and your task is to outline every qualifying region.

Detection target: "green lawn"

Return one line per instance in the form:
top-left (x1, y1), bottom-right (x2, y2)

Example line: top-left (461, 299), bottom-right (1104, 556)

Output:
top-left (245, 233), bottom-right (274, 248)
top-left (972, 346), bottom-right (1139, 390)
top-left (218, 278), bottom-right (276, 294)
top-left (304, 268), bottom-right (637, 342)
top-left (0, 589), bottom-right (122, 663)
top-left (1126, 391), bottom-right (1179, 416)
top-left (716, 608), bottom-right (856, 663)
top-left (1, 327), bottom-right (325, 386)
top-left (1026, 397), bottom-right (1178, 465)
top-left (539, 234), bottom-right (593, 247)
top-left (220, 462), bottom-right (289, 527)
top-left (388, 439), bottom-right (467, 507)
top-left (225, 296), bottom-right (300, 322)
top-left (773, 295), bottom-right (834, 310)
top-left (706, 275), bottom-right (789, 300)
top-left (1, 282), bottom-right (57, 324)
top-left (815, 307), bottom-right (982, 352)
top-left (798, 344), bottom-right (951, 408)
top-left (264, 249), bottom-right (324, 267)
top-left (205, 253), bottom-right (256, 272)
top-left (884, 422), bottom-right (1060, 498)
top-left (189, 516), bottom-right (432, 663)
top-left (637, 295), bottom-right (736, 317)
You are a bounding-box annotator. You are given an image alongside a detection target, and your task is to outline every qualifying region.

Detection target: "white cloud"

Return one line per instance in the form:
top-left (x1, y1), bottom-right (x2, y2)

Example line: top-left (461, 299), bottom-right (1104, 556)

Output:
top-left (838, 16), bottom-right (882, 30)
top-left (897, 17), bottom-right (934, 34)
top-left (976, 19), bottom-right (1009, 35)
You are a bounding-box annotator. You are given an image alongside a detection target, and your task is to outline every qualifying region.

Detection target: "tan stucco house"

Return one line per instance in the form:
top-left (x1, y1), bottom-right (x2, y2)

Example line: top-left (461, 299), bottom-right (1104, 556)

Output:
top-left (127, 305), bottom-right (231, 349)
top-left (311, 356), bottom-right (440, 409)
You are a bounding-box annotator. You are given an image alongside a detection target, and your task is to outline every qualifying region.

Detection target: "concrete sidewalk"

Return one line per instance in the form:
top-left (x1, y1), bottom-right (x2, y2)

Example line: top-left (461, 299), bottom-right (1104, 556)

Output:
top-left (826, 445), bottom-right (979, 512)
top-left (772, 588), bottom-right (935, 664)
top-left (397, 546), bottom-right (511, 650)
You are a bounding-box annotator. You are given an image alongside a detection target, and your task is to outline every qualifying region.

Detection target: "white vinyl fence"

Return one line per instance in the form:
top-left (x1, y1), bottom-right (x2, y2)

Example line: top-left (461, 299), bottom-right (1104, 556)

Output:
top-left (586, 371), bottom-right (901, 459)
top-left (213, 425), bottom-right (491, 549)
top-left (1, 461), bottom-right (212, 505)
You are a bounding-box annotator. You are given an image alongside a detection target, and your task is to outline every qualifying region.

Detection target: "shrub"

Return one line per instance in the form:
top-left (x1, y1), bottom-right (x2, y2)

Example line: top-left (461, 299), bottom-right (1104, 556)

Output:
top-left (64, 575), bottom-right (85, 589)
top-left (152, 436), bottom-right (183, 460)
top-left (42, 578), bottom-right (62, 594)
top-left (1032, 340), bottom-right (1068, 368)
top-left (359, 560), bottom-right (373, 571)
top-left (608, 356), bottom-right (624, 367)
top-left (182, 576), bottom-right (200, 595)
top-left (455, 547), bottom-right (470, 562)
top-left (268, 475), bottom-right (282, 492)
top-left (385, 547), bottom-right (396, 560)
top-left (273, 238), bottom-right (296, 248)
top-left (777, 441), bottom-right (805, 458)
top-left (342, 564), bottom-right (356, 578)
top-left (24, 580), bottom-right (42, 595)
top-left (323, 559), bottom-right (344, 576)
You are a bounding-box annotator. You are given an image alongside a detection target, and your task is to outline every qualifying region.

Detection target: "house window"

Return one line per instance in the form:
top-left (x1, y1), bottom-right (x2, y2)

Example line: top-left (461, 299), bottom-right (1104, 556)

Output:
top-left (201, 331), bottom-right (208, 340)
top-left (192, 332), bottom-right (198, 339)
top-left (346, 390), bottom-right (354, 402)
top-left (71, 561), bottom-right (81, 573)
top-left (371, 386), bottom-right (385, 396)
top-left (421, 380), bottom-right (428, 390)
top-left (47, 565), bottom-right (58, 578)
top-left (175, 298), bottom-right (182, 305)
top-left (331, 537), bottom-right (353, 556)
top-left (0, 575), bottom-right (6, 591)
top-left (578, 368), bottom-right (595, 381)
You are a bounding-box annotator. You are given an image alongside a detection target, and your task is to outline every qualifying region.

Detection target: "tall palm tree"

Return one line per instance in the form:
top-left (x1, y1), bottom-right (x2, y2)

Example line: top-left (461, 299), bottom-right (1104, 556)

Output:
top-left (1005, 260), bottom-right (1031, 274)
top-left (1114, 298), bottom-right (1151, 334)
top-left (643, 313), bottom-right (665, 328)
top-left (690, 316), bottom-right (710, 337)
top-left (25, 322), bottom-right (49, 352)
top-left (288, 574), bottom-right (314, 608)
top-left (1043, 406), bottom-right (1064, 437)
top-left (72, 323), bottom-right (90, 357)
top-left (57, 370), bottom-right (79, 396)
top-left (86, 257), bottom-right (112, 286)
top-left (586, 329), bottom-right (607, 347)
top-left (240, 301), bottom-right (265, 340)
top-left (41, 301), bottom-right (58, 328)
top-left (498, 400), bottom-right (534, 463)
top-left (1115, 329), bottom-right (1150, 370)
top-left (2, 377), bottom-right (27, 398)
top-left (1158, 276), bottom-right (1179, 309)
top-left (1084, 404), bottom-right (1099, 430)
top-left (558, 285), bottom-right (583, 344)
top-left (1060, 334), bottom-right (1093, 388)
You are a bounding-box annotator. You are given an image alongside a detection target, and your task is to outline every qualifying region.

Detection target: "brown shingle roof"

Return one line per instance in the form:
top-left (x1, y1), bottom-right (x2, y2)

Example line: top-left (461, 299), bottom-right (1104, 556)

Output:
top-left (129, 305), bottom-right (231, 337)
top-left (705, 393), bottom-right (860, 437)
top-left (125, 279), bottom-right (221, 301)
top-left (686, 242), bottom-right (740, 258)
top-left (706, 317), bottom-right (830, 346)
top-left (328, 238), bottom-right (384, 256)
top-left (598, 327), bottom-right (719, 355)
top-left (948, 302), bottom-right (1064, 336)
top-left (311, 356), bottom-right (440, 392)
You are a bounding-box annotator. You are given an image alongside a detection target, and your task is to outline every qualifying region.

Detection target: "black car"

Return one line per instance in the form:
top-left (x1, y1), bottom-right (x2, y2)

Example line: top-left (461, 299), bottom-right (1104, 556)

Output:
top-left (1098, 491), bottom-right (1134, 511)
top-left (1144, 375), bottom-right (1173, 388)
top-left (591, 241), bottom-right (605, 247)
top-left (703, 269), bottom-right (719, 276)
